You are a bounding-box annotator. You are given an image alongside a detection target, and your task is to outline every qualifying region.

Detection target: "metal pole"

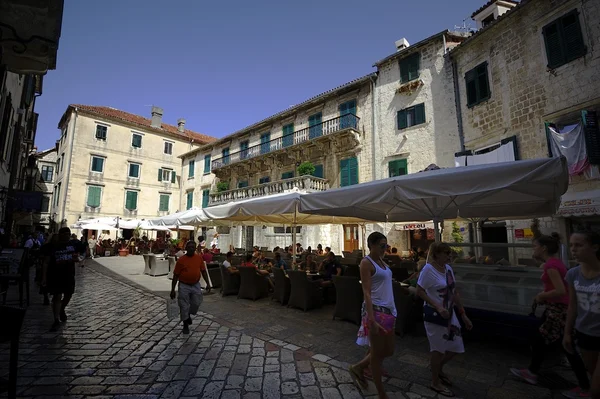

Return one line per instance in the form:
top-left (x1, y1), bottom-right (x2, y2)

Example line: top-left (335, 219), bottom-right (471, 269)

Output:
top-left (434, 218), bottom-right (441, 242)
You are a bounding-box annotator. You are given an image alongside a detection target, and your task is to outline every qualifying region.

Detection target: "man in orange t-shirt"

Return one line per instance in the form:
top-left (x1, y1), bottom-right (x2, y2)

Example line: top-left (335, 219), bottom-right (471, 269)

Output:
top-left (170, 240), bottom-right (210, 334)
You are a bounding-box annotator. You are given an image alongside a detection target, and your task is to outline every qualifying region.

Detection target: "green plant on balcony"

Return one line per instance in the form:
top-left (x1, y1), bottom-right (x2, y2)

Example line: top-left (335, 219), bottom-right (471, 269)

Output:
top-left (216, 181), bottom-right (230, 192)
top-left (297, 161), bottom-right (315, 176)
top-left (450, 221), bottom-right (464, 257)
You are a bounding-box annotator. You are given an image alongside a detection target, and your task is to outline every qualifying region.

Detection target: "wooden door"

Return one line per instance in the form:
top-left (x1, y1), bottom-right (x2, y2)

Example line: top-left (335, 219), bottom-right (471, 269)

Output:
top-left (343, 224), bottom-right (359, 252)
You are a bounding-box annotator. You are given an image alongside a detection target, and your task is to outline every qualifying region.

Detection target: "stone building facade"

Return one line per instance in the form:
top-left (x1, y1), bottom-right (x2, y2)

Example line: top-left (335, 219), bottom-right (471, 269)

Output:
top-left (53, 105), bottom-right (215, 230)
top-left (33, 148), bottom-right (57, 230)
top-left (450, 0), bottom-right (600, 262)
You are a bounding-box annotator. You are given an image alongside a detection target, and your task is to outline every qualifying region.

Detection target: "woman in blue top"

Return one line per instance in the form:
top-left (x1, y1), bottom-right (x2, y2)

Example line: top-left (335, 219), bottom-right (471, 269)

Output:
top-left (272, 252), bottom-right (288, 271)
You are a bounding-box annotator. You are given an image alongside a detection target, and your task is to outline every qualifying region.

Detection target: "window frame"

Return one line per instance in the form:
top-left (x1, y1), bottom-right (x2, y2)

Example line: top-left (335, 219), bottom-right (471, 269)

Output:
top-left (340, 156), bottom-right (359, 187)
top-left (186, 190), bottom-right (194, 210)
top-left (465, 62), bottom-right (491, 108)
top-left (125, 190), bottom-right (139, 211)
top-left (399, 52), bottom-right (420, 83)
top-left (86, 185), bottom-right (102, 208)
top-left (397, 103), bottom-right (426, 130)
top-left (188, 160), bottom-right (195, 179)
top-left (159, 194), bottom-right (170, 212)
top-left (202, 189), bottom-right (210, 208)
top-left (41, 196), bottom-right (50, 213)
top-left (259, 176), bottom-right (270, 184)
top-left (131, 133), bottom-right (143, 148)
top-left (128, 162), bottom-right (141, 179)
top-left (163, 141), bottom-right (174, 155)
top-left (95, 124), bottom-right (107, 141)
top-left (388, 159), bottom-right (408, 177)
top-left (203, 154), bottom-right (211, 174)
top-left (237, 180), bottom-right (249, 188)
top-left (542, 9), bottom-right (587, 69)
top-left (41, 165), bottom-right (54, 182)
top-left (90, 156), bottom-right (105, 173)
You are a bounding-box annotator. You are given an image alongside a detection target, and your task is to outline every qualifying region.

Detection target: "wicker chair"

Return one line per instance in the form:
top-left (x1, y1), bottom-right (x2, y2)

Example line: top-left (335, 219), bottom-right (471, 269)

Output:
top-left (332, 276), bottom-right (363, 325)
top-left (220, 265), bottom-right (240, 297)
top-left (287, 270), bottom-right (322, 311)
top-left (238, 267), bottom-right (269, 301)
top-left (344, 264), bottom-right (361, 278)
top-left (147, 256), bottom-right (169, 277)
top-left (272, 267), bottom-right (291, 305)
top-left (208, 267), bottom-right (222, 289)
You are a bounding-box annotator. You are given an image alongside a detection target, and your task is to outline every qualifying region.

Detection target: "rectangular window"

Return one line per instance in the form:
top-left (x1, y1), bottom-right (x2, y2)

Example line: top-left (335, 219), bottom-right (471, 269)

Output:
top-left (158, 168), bottom-right (173, 182)
top-left (202, 189), bottom-right (210, 208)
top-left (465, 62), bottom-right (491, 108)
top-left (313, 164), bottom-right (324, 178)
top-left (125, 190), bottom-right (138, 210)
top-left (309, 112), bottom-right (323, 139)
top-left (159, 194), bottom-right (170, 212)
top-left (87, 186), bottom-right (102, 208)
top-left (186, 191), bottom-right (194, 210)
top-left (41, 196), bottom-right (50, 213)
top-left (543, 10), bottom-right (586, 69)
top-left (397, 103), bottom-right (426, 130)
top-left (339, 99), bottom-right (357, 129)
top-left (91, 156), bottom-right (105, 173)
top-left (222, 147), bottom-right (230, 165)
top-left (240, 140), bottom-right (249, 159)
top-left (204, 155), bottom-right (211, 174)
top-left (400, 52), bottom-right (420, 83)
top-left (188, 160), bottom-right (195, 178)
top-left (259, 176), bottom-right (270, 184)
top-left (282, 123), bottom-right (294, 148)
top-left (281, 171), bottom-right (294, 179)
top-left (41, 165), bottom-right (54, 182)
top-left (128, 163), bottom-right (140, 178)
top-left (340, 157), bottom-right (358, 187)
top-left (132, 133), bottom-right (142, 148)
top-left (238, 180), bottom-right (248, 188)
top-left (95, 125), bottom-right (107, 141)
top-left (164, 141), bottom-right (173, 155)
top-left (60, 153), bottom-right (64, 171)
top-left (56, 158), bottom-right (61, 173)
top-left (55, 183), bottom-right (61, 206)
top-left (274, 226), bottom-right (302, 234)
top-left (388, 159), bottom-right (408, 177)
top-left (260, 132), bottom-right (270, 155)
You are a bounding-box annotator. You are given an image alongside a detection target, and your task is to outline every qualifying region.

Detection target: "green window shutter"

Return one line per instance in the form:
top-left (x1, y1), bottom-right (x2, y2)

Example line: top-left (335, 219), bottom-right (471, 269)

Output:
top-left (388, 159), bottom-right (408, 177)
top-left (171, 171), bottom-right (176, 183)
top-left (414, 103), bottom-right (426, 125)
top-left (281, 171), bottom-right (294, 179)
top-left (189, 160), bottom-right (195, 178)
top-left (126, 191), bottom-right (137, 210)
top-left (159, 194), bottom-right (169, 211)
top-left (313, 164), bottom-right (324, 178)
top-left (186, 192), bottom-right (193, 209)
top-left (91, 157), bottom-right (104, 172)
top-left (132, 134), bottom-right (142, 148)
top-left (399, 60), bottom-right (409, 83)
top-left (543, 21), bottom-right (564, 68)
top-left (400, 53), bottom-right (420, 83)
top-left (477, 63), bottom-right (490, 100)
top-left (340, 159), bottom-right (349, 187)
top-left (158, 168), bottom-right (163, 181)
top-left (397, 109), bottom-right (407, 130)
top-left (465, 69), bottom-right (477, 107)
top-left (561, 11), bottom-right (586, 63)
top-left (87, 186), bottom-right (101, 207)
top-left (348, 157), bottom-right (358, 185)
top-left (202, 189), bottom-right (210, 208)
top-left (259, 176), bottom-right (270, 184)
top-left (204, 155), bottom-right (211, 174)
top-left (238, 181), bottom-right (248, 188)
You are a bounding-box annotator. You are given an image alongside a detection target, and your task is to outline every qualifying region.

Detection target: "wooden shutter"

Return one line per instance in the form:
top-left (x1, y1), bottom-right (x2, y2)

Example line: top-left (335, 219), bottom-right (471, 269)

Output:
top-left (132, 134), bottom-right (141, 148)
top-left (159, 195), bottom-right (169, 211)
top-left (389, 159), bottom-right (408, 177)
top-left (187, 192), bottom-right (193, 209)
top-left (204, 155), bottom-right (211, 173)
top-left (583, 110), bottom-right (600, 165)
top-left (157, 168), bottom-right (162, 181)
top-left (397, 109), bottom-right (407, 130)
top-left (202, 190), bottom-right (210, 208)
top-left (126, 191), bottom-right (137, 210)
top-left (409, 53), bottom-right (420, 81)
top-left (189, 160), bottom-right (195, 177)
top-left (415, 103), bottom-right (426, 125)
top-left (543, 20), bottom-right (565, 68)
top-left (87, 186), bottom-right (101, 207)
top-left (171, 171), bottom-right (176, 183)
top-left (400, 59), bottom-right (409, 83)
top-left (348, 157), bottom-right (358, 185)
top-left (313, 164), bottom-right (324, 178)
top-left (465, 69), bottom-right (477, 107)
top-left (562, 11), bottom-right (586, 63)
top-left (340, 159), bottom-right (349, 186)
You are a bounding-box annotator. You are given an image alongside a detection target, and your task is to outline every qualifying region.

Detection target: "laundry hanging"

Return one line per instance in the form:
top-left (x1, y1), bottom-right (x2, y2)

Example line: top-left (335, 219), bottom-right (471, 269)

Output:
top-left (547, 123), bottom-right (589, 176)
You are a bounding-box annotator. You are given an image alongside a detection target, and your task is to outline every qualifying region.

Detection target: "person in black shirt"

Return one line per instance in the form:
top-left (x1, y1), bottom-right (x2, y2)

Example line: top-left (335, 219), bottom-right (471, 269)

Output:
top-left (319, 251), bottom-right (342, 286)
top-left (41, 227), bottom-right (87, 332)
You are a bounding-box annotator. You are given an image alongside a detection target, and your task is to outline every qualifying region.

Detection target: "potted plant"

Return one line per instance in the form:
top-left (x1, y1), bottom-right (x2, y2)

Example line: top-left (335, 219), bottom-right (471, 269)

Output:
top-left (118, 240), bottom-right (129, 257)
top-left (216, 181), bottom-right (230, 192)
top-left (297, 161), bottom-right (316, 176)
top-left (169, 238), bottom-right (181, 255)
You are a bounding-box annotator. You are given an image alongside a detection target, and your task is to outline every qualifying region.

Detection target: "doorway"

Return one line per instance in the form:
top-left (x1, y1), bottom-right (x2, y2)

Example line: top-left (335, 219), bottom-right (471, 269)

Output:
top-left (481, 222), bottom-right (509, 262)
top-left (343, 224), bottom-right (359, 252)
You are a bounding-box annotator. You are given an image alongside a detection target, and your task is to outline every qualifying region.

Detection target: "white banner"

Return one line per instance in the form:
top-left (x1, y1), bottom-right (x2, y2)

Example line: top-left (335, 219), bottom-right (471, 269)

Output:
top-left (394, 222), bottom-right (434, 231)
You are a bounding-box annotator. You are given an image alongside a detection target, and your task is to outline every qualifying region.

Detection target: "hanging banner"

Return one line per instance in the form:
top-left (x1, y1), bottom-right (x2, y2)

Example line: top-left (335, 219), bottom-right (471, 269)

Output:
top-left (395, 222), bottom-right (434, 231)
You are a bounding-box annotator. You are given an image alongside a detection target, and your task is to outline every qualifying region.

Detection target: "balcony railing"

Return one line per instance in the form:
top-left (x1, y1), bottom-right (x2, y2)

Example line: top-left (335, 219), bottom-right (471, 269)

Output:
top-left (209, 175), bottom-right (329, 206)
top-left (212, 114), bottom-right (359, 170)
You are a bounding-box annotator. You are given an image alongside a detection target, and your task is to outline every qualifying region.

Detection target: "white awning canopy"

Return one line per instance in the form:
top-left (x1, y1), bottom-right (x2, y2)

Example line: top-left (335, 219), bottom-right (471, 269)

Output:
top-left (557, 189), bottom-right (600, 217)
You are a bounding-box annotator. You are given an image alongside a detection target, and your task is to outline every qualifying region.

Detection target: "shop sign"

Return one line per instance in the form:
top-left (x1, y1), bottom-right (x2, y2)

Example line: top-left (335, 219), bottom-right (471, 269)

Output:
top-left (395, 222), bottom-right (434, 231)
top-left (515, 228), bottom-right (534, 239)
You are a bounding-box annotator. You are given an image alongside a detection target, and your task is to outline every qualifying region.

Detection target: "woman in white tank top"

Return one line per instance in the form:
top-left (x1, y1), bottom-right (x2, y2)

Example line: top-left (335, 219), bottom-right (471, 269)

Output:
top-left (348, 232), bottom-right (396, 399)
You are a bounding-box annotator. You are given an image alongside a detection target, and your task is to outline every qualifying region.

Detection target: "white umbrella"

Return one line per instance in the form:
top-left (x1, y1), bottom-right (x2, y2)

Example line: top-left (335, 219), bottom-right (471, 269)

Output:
top-left (78, 222), bottom-right (119, 231)
top-left (299, 157), bottom-right (569, 240)
top-left (147, 207), bottom-right (207, 227)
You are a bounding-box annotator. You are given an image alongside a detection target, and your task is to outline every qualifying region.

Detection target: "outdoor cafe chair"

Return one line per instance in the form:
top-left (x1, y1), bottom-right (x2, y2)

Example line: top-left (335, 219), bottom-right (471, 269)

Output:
top-left (147, 256), bottom-right (169, 277)
top-left (238, 267), bottom-right (269, 301)
top-left (208, 267), bottom-right (222, 290)
top-left (343, 264), bottom-right (361, 278)
top-left (220, 265), bottom-right (240, 297)
top-left (287, 270), bottom-right (322, 312)
top-left (392, 281), bottom-right (415, 337)
top-left (332, 276), bottom-right (363, 325)
top-left (272, 267), bottom-right (291, 305)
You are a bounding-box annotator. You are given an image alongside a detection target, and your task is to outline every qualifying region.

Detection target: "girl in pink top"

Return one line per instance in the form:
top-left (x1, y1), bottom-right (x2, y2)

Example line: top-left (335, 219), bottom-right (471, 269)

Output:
top-left (511, 233), bottom-right (590, 398)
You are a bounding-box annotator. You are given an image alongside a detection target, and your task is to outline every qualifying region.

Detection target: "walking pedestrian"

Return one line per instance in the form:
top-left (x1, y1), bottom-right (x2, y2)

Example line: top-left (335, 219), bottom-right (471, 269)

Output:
top-left (348, 232), bottom-right (396, 399)
top-left (41, 227), bottom-right (87, 332)
top-left (416, 241), bottom-right (473, 397)
top-left (170, 241), bottom-right (210, 334)
top-left (510, 233), bottom-right (590, 398)
top-left (564, 230), bottom-right (600, 399)
top-left (88, 235), bottom-right (97, 258)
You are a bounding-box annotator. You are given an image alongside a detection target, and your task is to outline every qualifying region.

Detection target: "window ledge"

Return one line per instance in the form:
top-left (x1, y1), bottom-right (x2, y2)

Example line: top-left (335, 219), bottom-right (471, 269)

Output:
top-left (467, 96), bottom-right (491, 109)
top-left (396, 79), bottom-right (424, 95)
top-left (203, 172), bottom-right (211, 176)
top-left (398, 121), bottom-right (428, 133)
top-left (188, 177), bottom-right (195, 180)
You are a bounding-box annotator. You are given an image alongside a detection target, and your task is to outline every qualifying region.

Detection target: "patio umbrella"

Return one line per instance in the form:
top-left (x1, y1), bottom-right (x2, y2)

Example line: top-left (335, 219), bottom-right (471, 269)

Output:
top-left (76, 222), bottom-right (118, 231)
top-left (147, 207), bottom-right (208, 227)
top-left (299, 157), bottom-right (569, 240)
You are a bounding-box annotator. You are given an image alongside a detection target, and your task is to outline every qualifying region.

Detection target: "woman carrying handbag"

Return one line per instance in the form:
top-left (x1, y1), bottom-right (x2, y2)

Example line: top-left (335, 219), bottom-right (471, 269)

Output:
top-left (416, 242), bottom-right (473, 397)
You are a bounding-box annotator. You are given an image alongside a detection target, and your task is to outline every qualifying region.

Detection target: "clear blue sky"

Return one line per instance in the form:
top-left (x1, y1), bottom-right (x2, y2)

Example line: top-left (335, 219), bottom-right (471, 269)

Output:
top-left (34, 0), bottom-right (484, 150)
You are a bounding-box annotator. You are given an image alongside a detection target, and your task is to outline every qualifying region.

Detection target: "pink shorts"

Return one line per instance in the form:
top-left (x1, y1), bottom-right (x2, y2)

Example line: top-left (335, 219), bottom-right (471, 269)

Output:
top-left (357, 304), bottom-right (396, 344)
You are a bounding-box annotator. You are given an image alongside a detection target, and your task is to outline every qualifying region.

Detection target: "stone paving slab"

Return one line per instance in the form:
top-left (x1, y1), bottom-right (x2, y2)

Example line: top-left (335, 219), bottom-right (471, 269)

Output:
top-left (0, 258), bottom-right (577, 398)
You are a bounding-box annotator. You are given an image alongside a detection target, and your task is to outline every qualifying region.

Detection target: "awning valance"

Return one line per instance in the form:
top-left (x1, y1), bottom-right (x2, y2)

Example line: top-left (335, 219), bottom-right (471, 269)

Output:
top-left (557, 189), bottom-right (600, 217)
top-left (394, 222), bottom-right (434, 231)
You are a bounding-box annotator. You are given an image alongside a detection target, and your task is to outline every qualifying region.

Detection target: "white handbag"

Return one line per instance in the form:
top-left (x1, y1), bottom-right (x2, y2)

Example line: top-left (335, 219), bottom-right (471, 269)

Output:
top-left (166, 298), bottom-right (179, 320)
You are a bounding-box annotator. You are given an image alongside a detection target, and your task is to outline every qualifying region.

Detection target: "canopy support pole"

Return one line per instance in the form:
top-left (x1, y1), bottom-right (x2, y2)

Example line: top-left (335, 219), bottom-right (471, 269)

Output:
top-left (361, 223), bottom-right (366, 257)
top-left (434, 218), bottom-right (441, 242)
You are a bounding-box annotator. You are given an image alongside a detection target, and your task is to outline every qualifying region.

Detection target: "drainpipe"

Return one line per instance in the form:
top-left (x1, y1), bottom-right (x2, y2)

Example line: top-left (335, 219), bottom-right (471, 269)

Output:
top-left (60, 107), bottom-right (77, 226)
top-left (369, 74), bottom-right (377, 180)
top-left (451, 59), bottom-right (465, 152)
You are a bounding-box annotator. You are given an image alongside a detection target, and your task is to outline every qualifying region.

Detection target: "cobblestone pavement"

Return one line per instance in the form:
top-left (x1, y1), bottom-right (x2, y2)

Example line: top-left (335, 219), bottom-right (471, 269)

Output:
top-left (0, 258), bottom-right (578, 398)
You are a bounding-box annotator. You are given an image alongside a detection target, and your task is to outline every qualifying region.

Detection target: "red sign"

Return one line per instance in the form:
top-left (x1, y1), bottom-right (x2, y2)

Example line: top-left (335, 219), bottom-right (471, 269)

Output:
top-left (515, 229), bottom-right (524, 238)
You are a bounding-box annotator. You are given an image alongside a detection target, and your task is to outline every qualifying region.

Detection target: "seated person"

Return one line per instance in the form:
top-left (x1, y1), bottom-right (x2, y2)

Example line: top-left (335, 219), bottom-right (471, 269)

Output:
top-left (296, 243), bottom-right (303, 254)
top-left (272, 252), bottom-right (289, 271)
top-left (323, 246), bottom-right (331, 256)
top-left (202, 248), bottom-right (213, 263)
top-left (305, 246), bottom-right (312, 254)
top-left (466, 251), bottom-right (477, 264)
top-left (391, 247), bottom-right (400, 256)
top-left (300, 254), bottom-right (318, 273)
top-left (256, 253), bottom-right (270, 268)
top-left (403, 262), bottom-right (425, 294)
top-left (416, 251), bottom-right (427, 270)
top-left (241, 254), bottom-right (273, 288)
top-left (316, 244), bottom-right (324, 256)
top-left (210, 244), bottom-right (220, 254)
top-left (319, 251), bottom-right (342, 286)
top-left (252, 247), bottom-right (261, 260)
top-left (273, 246), bottom-right (280, 253)
top-left (223, 251), bottom-right (239, 274)
top-left (385, 245), bottom-right (392, 255)
top-left (241, 254), bottom-right (255, 268)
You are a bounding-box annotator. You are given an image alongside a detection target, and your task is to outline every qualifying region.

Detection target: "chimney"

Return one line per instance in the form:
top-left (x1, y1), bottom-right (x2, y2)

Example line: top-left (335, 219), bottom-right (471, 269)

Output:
top-left (151, 106), bottom-right (163, 128)
top-left (177, 118), bottom-right (186, 133)
top-left (395, 38), bottom-right (409, 52)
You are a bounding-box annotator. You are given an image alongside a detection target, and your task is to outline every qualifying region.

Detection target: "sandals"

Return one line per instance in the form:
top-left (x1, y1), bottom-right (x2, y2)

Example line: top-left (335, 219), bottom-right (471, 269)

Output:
top-left (430, 385), bottom-right (455, 397)
top-left (439, 373), bottom-right (453, 386)
top-left (348, 365), bottom-right (368, 391)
